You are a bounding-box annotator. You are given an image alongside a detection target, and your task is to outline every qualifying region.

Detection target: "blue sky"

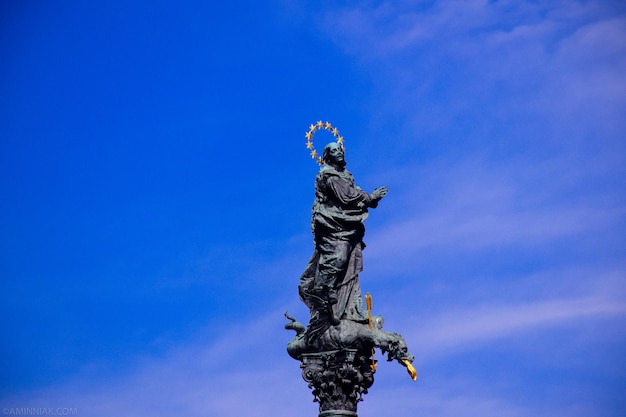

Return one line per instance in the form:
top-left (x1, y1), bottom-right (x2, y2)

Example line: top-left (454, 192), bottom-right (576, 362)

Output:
top-left (1, 1), bottom-right (625, 416)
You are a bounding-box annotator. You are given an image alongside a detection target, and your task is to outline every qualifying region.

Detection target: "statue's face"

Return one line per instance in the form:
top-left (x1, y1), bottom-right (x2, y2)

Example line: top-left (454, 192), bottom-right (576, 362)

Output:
top-left (325, 142), bottom-right (345, 165)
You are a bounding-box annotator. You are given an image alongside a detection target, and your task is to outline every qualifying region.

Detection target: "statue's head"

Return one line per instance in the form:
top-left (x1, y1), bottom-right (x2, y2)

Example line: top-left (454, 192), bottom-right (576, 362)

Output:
top-left (322, 142), bottom-right (345, 167)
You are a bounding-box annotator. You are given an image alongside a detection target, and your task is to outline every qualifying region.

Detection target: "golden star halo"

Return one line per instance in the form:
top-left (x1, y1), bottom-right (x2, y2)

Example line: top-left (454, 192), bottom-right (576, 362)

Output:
top-left (304, 121), bottom-right (345, 165)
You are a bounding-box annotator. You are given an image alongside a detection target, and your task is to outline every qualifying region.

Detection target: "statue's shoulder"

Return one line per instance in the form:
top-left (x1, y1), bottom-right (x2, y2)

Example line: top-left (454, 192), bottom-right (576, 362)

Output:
top-left (317, 164), bottom-right (339, 180)
top-left (319, 164), bottom-right (335, 173)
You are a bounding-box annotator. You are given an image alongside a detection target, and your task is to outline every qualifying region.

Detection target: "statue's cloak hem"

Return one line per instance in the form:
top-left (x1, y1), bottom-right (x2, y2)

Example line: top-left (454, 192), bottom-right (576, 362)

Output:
top-left (299, 240), bottom-right (369, 342)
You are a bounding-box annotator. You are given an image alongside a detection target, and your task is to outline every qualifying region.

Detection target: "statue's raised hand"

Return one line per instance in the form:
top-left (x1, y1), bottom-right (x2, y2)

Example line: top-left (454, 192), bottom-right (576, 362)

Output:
top-left (371, 186), bottom-right (389, 202)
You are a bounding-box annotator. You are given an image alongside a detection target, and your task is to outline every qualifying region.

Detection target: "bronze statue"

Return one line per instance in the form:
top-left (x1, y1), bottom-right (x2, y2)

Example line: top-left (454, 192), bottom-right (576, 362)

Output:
top-left (299, 142), bottom-right (388, 340)
top-left (286, 122), bottom-right (416, 417)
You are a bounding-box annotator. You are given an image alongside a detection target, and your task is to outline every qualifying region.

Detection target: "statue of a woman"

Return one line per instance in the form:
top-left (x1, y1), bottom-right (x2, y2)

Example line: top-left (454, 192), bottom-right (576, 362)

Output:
top-left (299, 142), bottom-right (388, 342)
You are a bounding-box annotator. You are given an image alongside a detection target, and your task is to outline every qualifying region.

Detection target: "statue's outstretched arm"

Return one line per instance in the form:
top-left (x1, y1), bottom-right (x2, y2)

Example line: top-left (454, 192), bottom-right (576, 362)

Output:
top-left (326, 176), bottom-right (372, 207)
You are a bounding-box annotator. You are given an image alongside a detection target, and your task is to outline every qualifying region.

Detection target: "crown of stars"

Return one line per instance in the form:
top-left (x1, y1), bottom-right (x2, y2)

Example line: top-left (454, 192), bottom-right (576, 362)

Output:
top-left (304, 121), bottom-right (345, 165)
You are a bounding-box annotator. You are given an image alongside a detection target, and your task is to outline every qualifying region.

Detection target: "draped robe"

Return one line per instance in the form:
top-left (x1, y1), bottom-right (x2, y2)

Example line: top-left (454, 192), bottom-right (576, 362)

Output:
top-left (299, 163), bottom-right (378, 341)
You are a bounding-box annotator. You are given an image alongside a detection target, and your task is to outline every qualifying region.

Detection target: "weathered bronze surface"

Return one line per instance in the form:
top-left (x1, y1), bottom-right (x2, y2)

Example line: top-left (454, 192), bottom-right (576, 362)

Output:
top-left (286, 141), bottom-right (416, 417)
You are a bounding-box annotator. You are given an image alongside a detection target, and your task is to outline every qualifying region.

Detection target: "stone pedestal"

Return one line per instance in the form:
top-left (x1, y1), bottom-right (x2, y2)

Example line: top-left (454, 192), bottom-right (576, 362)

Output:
top-left (300, 349), bottom-right (375, 417)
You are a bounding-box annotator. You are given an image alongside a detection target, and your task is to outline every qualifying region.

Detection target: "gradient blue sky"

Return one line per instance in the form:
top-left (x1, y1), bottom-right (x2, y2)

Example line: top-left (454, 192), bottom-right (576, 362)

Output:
top-left (1, 1), bottom-right (625, 416)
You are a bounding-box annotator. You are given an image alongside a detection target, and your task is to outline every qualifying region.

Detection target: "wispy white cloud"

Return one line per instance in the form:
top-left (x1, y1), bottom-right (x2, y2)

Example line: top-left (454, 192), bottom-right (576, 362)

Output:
top-left (4, 291), bottom-right (623, 417)
top-left (363, 157), bottom-right (625, 273)
top-left (363, 384), bottom-right (532, 417)
top-left (314, 0), bottom-right (626, 154)
top-left (404, 294), bottom-right (626, 361)
top-left (0, 309), bottom-right (315, 417)
top-left (371, 199), bottom-right (619, 258)
top-left (363, 379), bottom-right (603, 417)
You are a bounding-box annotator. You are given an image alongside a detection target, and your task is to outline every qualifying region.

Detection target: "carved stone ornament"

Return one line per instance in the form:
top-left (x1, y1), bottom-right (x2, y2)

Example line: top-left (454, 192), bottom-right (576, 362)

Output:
top-left (300, 350), bottom-right (374, 417)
